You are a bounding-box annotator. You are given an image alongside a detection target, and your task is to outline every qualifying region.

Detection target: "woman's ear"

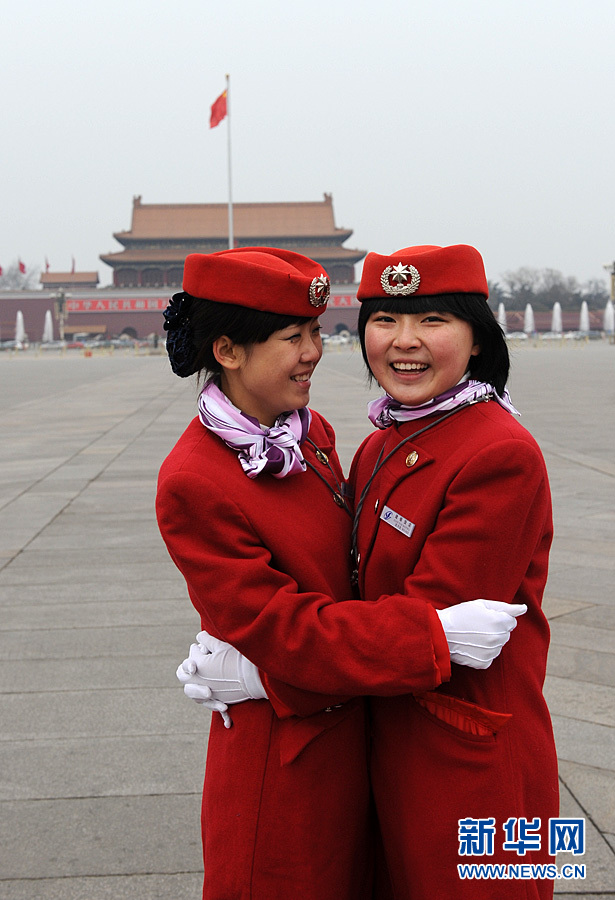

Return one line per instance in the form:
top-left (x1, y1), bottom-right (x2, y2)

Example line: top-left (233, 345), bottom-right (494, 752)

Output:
top-left (470, 340), bottom-right (481, 357)
top-left (213, 335), bottom-right (243, 370)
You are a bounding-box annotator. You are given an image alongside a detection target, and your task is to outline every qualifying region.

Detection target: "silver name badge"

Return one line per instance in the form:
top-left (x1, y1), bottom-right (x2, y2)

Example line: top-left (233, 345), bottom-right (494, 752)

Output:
top-left (380, 505), bottom-right (415, 538)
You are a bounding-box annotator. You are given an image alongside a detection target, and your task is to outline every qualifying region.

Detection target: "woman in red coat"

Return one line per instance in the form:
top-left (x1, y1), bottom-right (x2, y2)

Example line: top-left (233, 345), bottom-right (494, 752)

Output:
top-left (350, 244), bottom-right (559, 899)
top-left (156, 247), bottom-right (520, 900)
top-left (184, 245), bottom-right (558, 900)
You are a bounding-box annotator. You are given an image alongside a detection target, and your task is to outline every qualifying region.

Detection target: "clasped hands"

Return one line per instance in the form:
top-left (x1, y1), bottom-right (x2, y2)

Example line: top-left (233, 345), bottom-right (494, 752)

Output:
top-left (176, 632), bottom-right (266, 729)
top-left (177, 599), bottom-right (526, 727)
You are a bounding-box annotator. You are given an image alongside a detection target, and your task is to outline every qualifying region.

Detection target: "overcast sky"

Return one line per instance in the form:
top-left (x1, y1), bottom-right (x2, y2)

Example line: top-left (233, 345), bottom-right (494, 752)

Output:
top-left (2, 0), bottom-right (614, 289)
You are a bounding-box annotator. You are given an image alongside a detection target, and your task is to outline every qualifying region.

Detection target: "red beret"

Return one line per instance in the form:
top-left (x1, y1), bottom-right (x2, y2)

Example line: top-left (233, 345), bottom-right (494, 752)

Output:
top-left (182, 247), bottom-right (331, 316)
top-left (357, 244), bottom-right (489, 301)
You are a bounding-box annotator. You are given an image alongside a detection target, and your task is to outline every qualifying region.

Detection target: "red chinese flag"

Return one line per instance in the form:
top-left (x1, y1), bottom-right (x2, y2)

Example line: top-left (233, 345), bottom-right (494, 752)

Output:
top-left (19, 259), bottom-right (26, 274)
top-left (0, 265), bottom-right (3, 277)
top-left (210, 90), bottom-right (227, 128)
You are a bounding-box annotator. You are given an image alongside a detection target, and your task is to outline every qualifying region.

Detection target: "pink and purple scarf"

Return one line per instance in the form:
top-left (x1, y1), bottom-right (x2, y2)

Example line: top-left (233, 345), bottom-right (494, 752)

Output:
top-left (368, 379), bottom-right (519, 430)
top-left (198, 381), bottom-right (310, 479)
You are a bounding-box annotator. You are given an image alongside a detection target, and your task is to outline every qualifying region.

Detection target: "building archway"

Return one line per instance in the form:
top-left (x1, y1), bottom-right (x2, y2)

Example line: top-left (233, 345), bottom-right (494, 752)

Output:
top-left (142, 268), bottom-right (164, 287)
top-left (116, 268), bottom-right (139, 288)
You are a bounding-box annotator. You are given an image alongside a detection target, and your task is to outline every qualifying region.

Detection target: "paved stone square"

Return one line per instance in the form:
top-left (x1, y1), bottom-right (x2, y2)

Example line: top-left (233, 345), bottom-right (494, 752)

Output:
top-left (0, 340), bottom-right (613, 897)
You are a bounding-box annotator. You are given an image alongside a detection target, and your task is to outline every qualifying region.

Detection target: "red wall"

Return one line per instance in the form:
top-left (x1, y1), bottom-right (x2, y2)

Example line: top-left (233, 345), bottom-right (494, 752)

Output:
top-left (0, 289), bottom-right (607, 343)
top-left (0, 289), bottom-right (362, 341)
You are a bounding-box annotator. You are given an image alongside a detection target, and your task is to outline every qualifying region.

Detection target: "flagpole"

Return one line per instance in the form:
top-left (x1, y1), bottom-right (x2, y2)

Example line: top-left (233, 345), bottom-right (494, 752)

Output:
top-left (226, 73), bottom-right (234, 249)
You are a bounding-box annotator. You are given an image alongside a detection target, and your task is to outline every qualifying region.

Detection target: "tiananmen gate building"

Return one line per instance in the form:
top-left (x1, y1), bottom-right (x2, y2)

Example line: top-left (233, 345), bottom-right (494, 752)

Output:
top-left (100, 194), bottom-right (364, 288)
top-left (0, 194), bottom-right (366, 341)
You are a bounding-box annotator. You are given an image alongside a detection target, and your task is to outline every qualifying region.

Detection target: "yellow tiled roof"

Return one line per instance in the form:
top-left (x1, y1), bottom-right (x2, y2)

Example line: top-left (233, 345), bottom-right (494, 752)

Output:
top-left (114, 194), bottom-right (354, 241)
top-left (40, 272), bottom-right (99, 285)
top-left (100, 245), bottom-right (363, 265)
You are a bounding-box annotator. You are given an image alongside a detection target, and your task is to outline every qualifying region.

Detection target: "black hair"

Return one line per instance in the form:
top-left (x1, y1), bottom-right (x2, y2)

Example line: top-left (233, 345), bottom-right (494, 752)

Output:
top-left (164, 292), bottom-right (313, 379)
top-left (357, 293), bottom-right (510, 396)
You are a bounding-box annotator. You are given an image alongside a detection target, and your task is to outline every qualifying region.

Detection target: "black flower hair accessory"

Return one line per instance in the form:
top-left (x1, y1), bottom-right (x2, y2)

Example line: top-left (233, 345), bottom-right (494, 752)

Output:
top-left (163, 292), bottom-right (191, 332)
top-left (163, 292), bottom-right (196, 377)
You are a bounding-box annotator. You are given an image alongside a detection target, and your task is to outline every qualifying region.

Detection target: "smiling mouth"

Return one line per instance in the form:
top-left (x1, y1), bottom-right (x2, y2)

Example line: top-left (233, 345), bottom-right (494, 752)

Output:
top-left (391, 362), bottom-right (429, 373)
top-left (291, 373), bottom-right (311, 383)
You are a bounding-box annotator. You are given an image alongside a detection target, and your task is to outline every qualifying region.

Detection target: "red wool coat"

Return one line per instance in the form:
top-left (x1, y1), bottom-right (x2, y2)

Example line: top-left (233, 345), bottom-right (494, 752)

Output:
top-left (156, 411), bottom-right (449, 900)
top-left (349, 399), bottom-right (559, 900)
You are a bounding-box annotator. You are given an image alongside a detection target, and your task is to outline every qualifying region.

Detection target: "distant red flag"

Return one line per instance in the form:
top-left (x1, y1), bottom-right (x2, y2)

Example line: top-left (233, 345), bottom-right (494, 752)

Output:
top-left (210, 90), bottom-right (227, 128)
top-left (71, 256), bottom-right (75, 273)
top-left (45, 257), bottom-right (50, 272)
top-left (18, 259), bottom-right (26, 274)
top-left (0, 265), bottom-right (3, 277)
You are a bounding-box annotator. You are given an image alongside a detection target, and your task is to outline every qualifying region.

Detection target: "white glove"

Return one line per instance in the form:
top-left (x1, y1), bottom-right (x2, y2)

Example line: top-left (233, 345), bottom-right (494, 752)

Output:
top-left (436, 599), bottom-right (527, 669)
top-left (176, 632), bottom-right (267, 729)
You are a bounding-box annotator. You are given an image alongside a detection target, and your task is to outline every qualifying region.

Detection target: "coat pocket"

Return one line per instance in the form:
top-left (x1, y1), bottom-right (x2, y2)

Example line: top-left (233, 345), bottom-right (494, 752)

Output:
top-left (278, 697), bottom-right (365, 766)
top-left (414, 690), bottom-right (512, 740)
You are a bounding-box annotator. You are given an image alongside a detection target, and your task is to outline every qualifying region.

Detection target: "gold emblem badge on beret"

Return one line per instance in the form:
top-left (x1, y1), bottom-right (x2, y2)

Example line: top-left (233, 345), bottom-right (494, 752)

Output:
top-left (309, 274), bottom-right (331, 308)
top-left (381, 262), bottom-right (421, 295)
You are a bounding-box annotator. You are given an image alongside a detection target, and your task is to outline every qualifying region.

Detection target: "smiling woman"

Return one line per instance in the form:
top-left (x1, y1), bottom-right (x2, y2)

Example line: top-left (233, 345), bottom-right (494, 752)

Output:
top-left (350, 245), bottom-right (558, 899)
top-left (357, 287), bottom-right (513, 399)
top-left (212, 318), bottom-right (323, 426)
top-left (157, 249), bottom-right (382, 899)
top-left (363, 309), bottom-right (480, 407)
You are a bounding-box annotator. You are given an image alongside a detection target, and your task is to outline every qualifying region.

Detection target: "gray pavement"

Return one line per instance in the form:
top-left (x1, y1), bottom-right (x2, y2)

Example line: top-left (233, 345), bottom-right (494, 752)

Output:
top-left (0, 340), bottom-right (613, 898)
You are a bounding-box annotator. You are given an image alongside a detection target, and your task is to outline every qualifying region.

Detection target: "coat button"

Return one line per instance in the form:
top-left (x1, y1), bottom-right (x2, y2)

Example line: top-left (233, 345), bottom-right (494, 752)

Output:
top-left (405, 450), bottom-right (419, 467)
top-left (333, 492), bottom-right (345, 507)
